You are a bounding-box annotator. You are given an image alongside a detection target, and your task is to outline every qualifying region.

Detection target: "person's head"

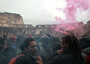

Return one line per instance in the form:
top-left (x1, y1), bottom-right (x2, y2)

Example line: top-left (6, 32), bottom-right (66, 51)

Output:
top-left (61, 35), bottom-right (82, 60)
top-left (21, 38), bottom-right (37, 56)
top-left (41, 35), bottom-right (50, 48)
top-left (61, 35), bottom-right (81, 50)
top-left (9, 36), bottom-right (16, 43)
top-left (3, 34), bottom-right (8, 40)
top-left (51, 43), bottom-right (61, 54)
top-left (80, 35), bottom-right (90, 49)
top-left (0, 37), bottom-right (5, 51)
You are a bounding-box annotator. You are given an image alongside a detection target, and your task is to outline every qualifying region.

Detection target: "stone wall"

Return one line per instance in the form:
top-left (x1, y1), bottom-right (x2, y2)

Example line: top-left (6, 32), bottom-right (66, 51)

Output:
top-left (0, 20), bottom-right (90, 38)
top-left (0, 12), bottom-right (24, 24)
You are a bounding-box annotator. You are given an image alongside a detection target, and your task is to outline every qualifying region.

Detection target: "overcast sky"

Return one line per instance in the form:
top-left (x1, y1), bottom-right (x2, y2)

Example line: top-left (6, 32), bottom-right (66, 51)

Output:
top-left (0, 0), bottom-right (90, 26)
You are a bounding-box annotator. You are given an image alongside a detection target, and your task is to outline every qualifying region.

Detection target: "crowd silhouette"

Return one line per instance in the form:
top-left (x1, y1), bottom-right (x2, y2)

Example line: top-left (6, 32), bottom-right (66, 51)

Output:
top-left (0, 21), bottom-right (90, 64)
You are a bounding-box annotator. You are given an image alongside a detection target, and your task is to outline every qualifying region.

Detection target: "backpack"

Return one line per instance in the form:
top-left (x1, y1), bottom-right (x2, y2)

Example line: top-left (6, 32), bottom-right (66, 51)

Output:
top-left (9, 58), bottom-right (16, 64)
top-left (9, 54), bottom-right (24, 64)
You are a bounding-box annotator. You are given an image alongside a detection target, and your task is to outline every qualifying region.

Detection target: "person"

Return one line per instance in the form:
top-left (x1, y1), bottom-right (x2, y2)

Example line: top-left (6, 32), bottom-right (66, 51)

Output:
top-left (4, 46), bottom-right (16, 61)
top-left (14, 37), bottom-right (42, 64)
top-left (46, 42), bottom-right (62, 64)
top-left (51, 43), bottom-right (61, 56)
top-left (46, 35), bottom-right (84, 64)
top-left (40, 35), bottom-right (51, 64)
top-left (80, 33), bottom-right (90, 64)
top-left (0, 37), bottom-right (10, 64)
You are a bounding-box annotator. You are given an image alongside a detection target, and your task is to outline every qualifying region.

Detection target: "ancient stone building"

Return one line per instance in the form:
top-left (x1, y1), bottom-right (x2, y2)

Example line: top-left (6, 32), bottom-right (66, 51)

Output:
top-left (0, 12), bottom-right (24, 25)
top-left (0, 12), bottom-right (89, 39)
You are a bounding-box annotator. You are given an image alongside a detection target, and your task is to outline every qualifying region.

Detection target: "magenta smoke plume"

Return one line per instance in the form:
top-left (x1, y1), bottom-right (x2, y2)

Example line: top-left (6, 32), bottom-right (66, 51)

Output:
top-left (55, 0), bottom-right (90, 34)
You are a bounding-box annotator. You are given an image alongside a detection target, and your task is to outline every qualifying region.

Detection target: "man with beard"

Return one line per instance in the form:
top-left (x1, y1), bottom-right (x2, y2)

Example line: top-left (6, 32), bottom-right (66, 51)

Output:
top-left (14, 37), bottom-right (42, 64)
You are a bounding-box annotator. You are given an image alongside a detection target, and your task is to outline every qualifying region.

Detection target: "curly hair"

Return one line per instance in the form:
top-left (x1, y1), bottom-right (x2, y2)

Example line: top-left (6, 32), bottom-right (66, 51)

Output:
top-left (62, 35), bottom-right (83, 61)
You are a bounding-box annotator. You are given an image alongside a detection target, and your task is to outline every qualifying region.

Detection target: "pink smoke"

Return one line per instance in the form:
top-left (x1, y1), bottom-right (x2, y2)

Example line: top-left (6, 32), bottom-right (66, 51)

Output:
top-left (55, 0), bottom-right (90, 34)
top-left (54, 23), bottom-right (79, 34)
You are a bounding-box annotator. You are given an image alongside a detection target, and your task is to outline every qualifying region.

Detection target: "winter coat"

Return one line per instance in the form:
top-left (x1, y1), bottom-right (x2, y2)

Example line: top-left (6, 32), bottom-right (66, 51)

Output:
top-left (46, 50), bottom-right (83, 64)
top-left (15, 51), bottom-right (38, 64)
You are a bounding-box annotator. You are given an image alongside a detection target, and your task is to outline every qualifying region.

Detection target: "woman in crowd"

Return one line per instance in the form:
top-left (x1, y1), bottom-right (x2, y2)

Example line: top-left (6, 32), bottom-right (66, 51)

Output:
top-left (43, 35), bottom-right (84, 64)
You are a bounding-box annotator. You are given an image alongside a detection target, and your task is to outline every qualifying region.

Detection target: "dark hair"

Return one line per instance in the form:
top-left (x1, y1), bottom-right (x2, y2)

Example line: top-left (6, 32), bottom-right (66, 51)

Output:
top-left (0, 37), bottom-right (4, 44)
top-left (51, 43), bottom-right (61, 53)
top-left (3, 35), bottom-right (7, 40)
top-left (62, 35), bottom-right (83, 60)
top-left (79, 35), bottom-right (90, 49)
top-left (41, 36), bottom-right (50, 48)
top-left (0, 37), bottom-right (4, 50)
top-left (20, 43), bottom-right (25, 51)
top-left (20, 38), bottom-right (35, 51)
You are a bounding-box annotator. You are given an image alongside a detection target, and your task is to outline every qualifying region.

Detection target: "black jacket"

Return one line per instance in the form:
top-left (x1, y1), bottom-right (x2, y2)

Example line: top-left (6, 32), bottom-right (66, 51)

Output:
top-left (15, 51), bottom-right (38, 64)
top-left (0, 51), bottom-right (10, 64)
top-left (80, 35), bottom-right (90, 49)
top-left (46, 50), bottom-right (83, 64)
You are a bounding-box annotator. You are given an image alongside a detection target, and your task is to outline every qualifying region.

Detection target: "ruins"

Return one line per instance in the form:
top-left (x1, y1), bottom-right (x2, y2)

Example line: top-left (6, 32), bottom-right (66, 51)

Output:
top-left (0, 12), bottom-right (90, 38)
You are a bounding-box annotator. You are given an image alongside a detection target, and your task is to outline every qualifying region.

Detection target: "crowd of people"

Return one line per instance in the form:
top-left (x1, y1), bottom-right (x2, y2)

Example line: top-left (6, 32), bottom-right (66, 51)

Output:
top-left (0, 30), bottom-right (90, 64)
top-left (0, 21), bottom-right (90, 64)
